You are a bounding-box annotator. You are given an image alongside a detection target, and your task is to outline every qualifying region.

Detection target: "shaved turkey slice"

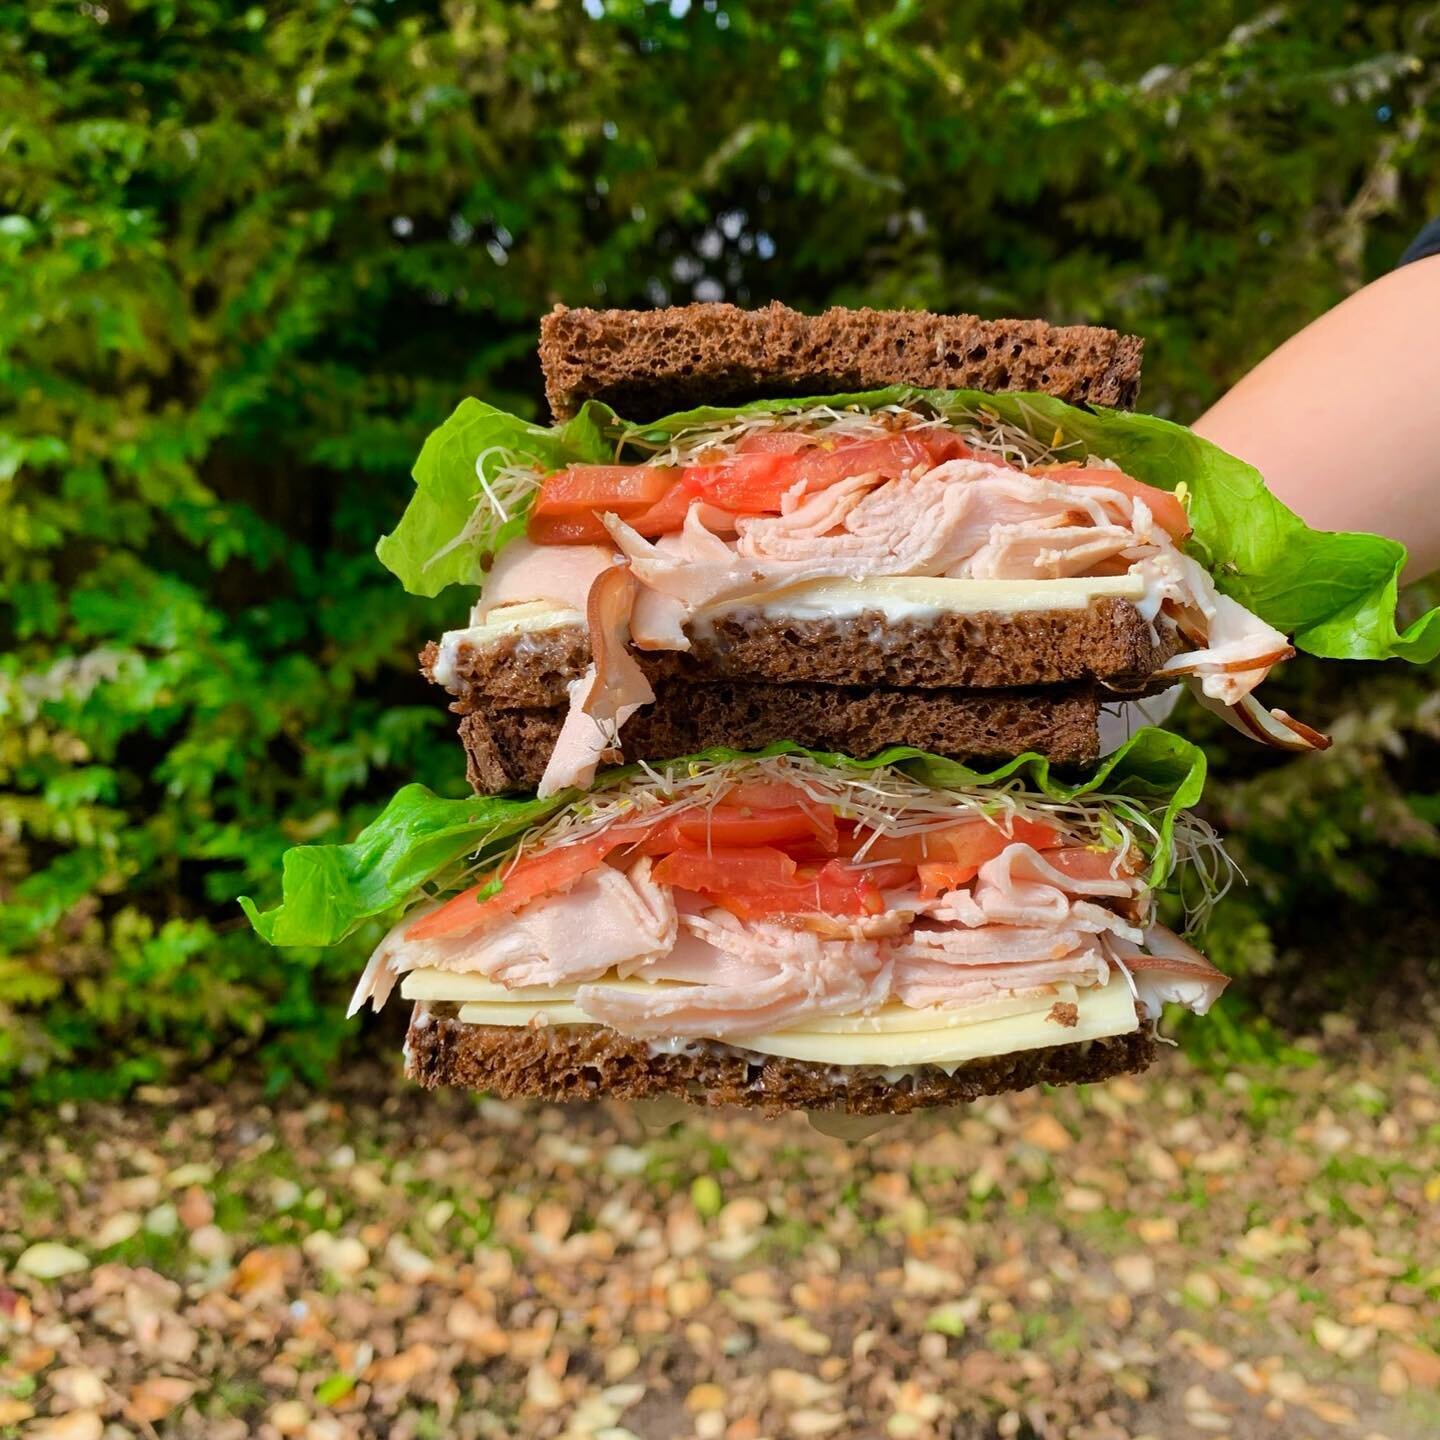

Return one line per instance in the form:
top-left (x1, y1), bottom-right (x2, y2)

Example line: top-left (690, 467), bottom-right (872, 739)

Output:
top-left (892, 944), bottom-right (1111, 1010)
top-left (349, 902), bottom-right (442, 1016)
top-left (896, 923), bottom-right (1116, 966)
top-left (967, 520), bottom-right (1138, 580)
top-left (579, 909), bottom-right (891, 1038)
top-left (1188, 684), bottom-right (1331, 752)
top-left (476, 540), bottom-right (619, 620)
top-left (353, 860), bottom-right (676, 1011)
top-left (1156, 555), bottom-right (1293, 704)
top-left (973, 843), bottom-right (1139, 925)
top-left (537, 562), bottom-right (656, 797)
top-left (1106, 925), bottom-right (1229, 1017)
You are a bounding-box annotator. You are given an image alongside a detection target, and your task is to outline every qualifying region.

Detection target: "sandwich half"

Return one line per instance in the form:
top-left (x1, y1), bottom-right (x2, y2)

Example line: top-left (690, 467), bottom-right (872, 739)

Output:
top-left (246, 734), bottom-right (1230, 1114)
top-left (377, 301), bottom-right (1397, 799)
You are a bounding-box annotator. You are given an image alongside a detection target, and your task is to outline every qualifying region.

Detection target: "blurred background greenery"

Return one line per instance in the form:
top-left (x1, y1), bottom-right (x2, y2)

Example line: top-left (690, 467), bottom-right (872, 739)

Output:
top-left (3, 0), bottom-right (1439, 1103)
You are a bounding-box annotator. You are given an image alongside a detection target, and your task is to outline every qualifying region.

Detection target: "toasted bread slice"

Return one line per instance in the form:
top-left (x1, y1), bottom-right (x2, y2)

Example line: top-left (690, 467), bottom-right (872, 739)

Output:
top-left (539, 301), bottom-right (1144, 421)
top-left (454, 681), bottom-right (1101, 794)
top-left (424, 598), bottom-right (1174, 709)
top-left (405, 1009), bottom-right (1157, 1114)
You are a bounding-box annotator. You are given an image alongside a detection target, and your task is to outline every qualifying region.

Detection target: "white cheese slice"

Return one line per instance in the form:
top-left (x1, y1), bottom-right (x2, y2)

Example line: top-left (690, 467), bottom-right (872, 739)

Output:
top-left (735, 979), bottom-right (1135, 1065)
top-left (401, 971), bottom-right (683, 1004)
top-left (429, 973), bottom-right (1137, 1068)
top-left (431, 602), bottom-right (586, 688)
top-left (699, 573), bottom-right (1146, 625)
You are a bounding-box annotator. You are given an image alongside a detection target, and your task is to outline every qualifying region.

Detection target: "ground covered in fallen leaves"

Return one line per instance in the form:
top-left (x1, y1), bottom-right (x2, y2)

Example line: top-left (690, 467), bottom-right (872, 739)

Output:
top-left (2, 1009), bottom-right (1438, 1440)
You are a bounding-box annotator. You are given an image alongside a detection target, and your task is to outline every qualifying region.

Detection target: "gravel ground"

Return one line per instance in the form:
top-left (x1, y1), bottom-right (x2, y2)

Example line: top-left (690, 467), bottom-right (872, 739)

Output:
top-left (2, 1012), bottom-right (1438, 1440)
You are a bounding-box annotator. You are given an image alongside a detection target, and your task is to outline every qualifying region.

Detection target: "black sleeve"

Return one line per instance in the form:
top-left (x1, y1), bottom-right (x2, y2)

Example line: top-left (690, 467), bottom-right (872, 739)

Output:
top-left (1399, 217), bottom-right (1440, 267)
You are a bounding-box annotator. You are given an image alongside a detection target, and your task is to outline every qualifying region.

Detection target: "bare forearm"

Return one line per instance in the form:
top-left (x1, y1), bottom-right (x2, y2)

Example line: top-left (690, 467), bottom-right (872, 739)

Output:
top-left (1191, 255), bottom-right (1440, 582)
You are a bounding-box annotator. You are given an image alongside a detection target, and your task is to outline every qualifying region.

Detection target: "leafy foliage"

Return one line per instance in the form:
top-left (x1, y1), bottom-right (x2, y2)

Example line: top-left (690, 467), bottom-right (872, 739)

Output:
top-left (3, 1), bottom-right (1438, 1100)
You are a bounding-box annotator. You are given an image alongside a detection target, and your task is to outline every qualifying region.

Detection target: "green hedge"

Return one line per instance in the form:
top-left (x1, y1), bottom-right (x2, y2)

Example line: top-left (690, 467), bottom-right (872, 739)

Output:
top-left (3, 1), bottom-right (1438, 1100)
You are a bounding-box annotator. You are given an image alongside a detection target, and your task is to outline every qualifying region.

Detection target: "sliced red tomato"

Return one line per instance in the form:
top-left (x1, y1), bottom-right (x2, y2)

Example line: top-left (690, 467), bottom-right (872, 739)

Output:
top-left (533, 464), bottom-right (677, 517)
top-left (917, 861), bottom-right (974, 898)
top-left (725, 779), bottom-right (825, 810)
top-left (788, 431), bottom-right (969, 490)
top-left (658, 847), bottom-right (910, 921)
top-left (407, 835), bottom-right (618, 942)
top-left (1039, 466), bottom-right (1191, 541)
top-left (677, 430), bottom-right (971, 517)
top-left (737, 430), bottom-right (817, 455)
top-left (623, 474), bottom-right (702, 535)
top-left (645, 804), bottom-right (836, 852)
top-left (526, 511), bottom-right (614, 545)
top-left (651, 845), bottom-right (799, 894)
top-left (1046, 846), bottom-right (1133, 883)
top-left (853, 816), bottom-right (1060, 879)
top-left (683, 452), bottom-right (797, 512)
top-left (821, 858), bottom-right (914, 899)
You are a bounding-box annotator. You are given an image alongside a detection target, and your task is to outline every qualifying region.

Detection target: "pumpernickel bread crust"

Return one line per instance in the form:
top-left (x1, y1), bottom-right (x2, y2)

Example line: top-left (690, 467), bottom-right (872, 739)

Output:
top-left (405, 1009), bottom-right (1157, 1114)
top-left (422, 599), bottom-right (1175, 709)
top-left (457, 681), bottom-right (1100, 793)
top-left (540, 302), bottom-right (1144, 421)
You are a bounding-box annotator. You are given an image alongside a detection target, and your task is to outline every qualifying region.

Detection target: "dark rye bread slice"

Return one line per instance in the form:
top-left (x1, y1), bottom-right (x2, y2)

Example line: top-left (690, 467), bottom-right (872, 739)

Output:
top-left (456, 681), bottom-right (1100, 794)
top-left (539, 302), bottom-right (1144, 422)
top-left (421, 598), bottom-right (1174, 709)
top-left (405, 1009), bottom-right (1158, 1114)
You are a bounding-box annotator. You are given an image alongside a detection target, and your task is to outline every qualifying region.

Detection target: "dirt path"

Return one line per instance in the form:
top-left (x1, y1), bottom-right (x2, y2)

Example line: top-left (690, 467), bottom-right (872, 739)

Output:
top-left (2, 1013), bottom-right (1438, 1440)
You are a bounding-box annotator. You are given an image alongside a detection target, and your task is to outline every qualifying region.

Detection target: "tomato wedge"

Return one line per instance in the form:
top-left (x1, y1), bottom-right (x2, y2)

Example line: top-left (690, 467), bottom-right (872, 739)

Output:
top-left (1045, 846), bottom-right (1132, 883)
top-left (788, 432), bottom-right (968, 489)
top-left (655, 847), bottom-right (910, 920)
top-left (683, 452), bottom-right (797, 512)
top-left (526, 511), bottom-right (614, 545)
top-left (407, 836), bottom-right (617, 942)
top-left (624, 474), bottom-right (702, 535)
top-left (533, 464), bottom-right (677, 517)
top-left (640, 803), bottom-right (836, 853)
top-left (1039, 466), bottom-right (1191, 541)
top-left (652, 845), bottom-right (799, 893)
top-left (853, 816), bottom-right (1058, 867)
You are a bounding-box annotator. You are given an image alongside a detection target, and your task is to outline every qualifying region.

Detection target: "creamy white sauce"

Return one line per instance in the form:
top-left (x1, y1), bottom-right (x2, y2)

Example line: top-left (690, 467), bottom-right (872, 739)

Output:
top-left (699, 574), bottom-right (1145, 625)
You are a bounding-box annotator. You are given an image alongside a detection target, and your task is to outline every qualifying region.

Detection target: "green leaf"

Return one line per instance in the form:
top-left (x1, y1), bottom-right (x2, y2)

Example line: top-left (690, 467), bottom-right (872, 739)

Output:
top-left (375, 398), bottom-right (615, 596)
top-left (238, 784), bottom-right (563, 947)
top-left (315, 1375), bottom-right (356, 1406)
top-left (241, 729), bottom-right (1205, 949)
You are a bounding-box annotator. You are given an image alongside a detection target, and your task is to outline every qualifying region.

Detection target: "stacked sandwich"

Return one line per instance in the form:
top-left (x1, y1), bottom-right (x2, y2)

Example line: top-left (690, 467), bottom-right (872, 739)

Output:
top-left (245, 303), bottom-right (1432, 1114)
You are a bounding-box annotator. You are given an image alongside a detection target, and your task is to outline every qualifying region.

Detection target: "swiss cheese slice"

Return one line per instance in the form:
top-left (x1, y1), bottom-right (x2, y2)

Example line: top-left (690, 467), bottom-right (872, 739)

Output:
top-left (405, 972), bottom-right (1138, 1069)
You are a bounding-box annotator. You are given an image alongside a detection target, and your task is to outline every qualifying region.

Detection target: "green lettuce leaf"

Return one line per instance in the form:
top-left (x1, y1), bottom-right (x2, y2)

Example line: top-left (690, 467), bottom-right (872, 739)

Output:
top-left (376, 397), bottom-right (616, 596)
top-left (630, 386), bottom-right (1440, 664)
top-left (238, 785), bottom-right (563, 946)
top-left (241, 728), bottom-right (1204, 949)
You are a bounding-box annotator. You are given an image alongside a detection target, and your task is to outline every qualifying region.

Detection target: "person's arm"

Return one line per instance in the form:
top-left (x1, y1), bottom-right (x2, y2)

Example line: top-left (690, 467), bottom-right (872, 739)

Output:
top-left (1191, 253), bottom-right (1440, 582)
